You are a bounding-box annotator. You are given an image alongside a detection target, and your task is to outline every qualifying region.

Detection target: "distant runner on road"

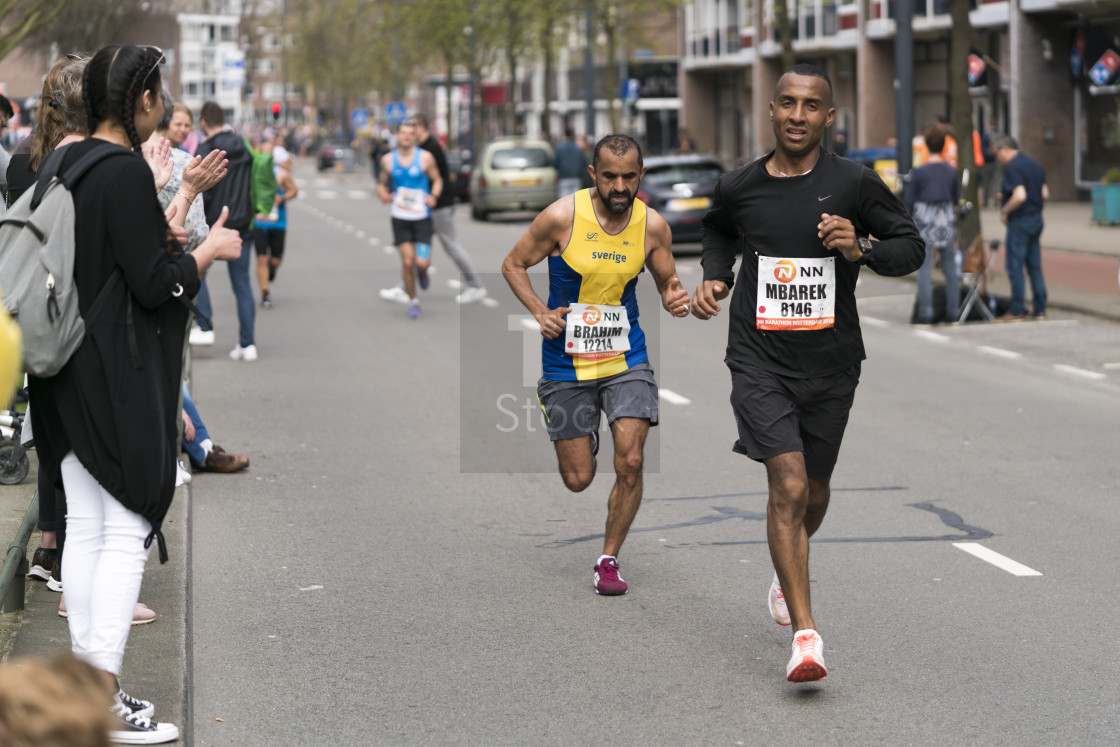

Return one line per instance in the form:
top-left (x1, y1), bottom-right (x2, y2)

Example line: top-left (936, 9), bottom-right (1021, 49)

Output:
top-left (377, 119), bottom-right (442, 319)
top-left (502, 134), bottom-right (690, 596)
top-left (691, 64), bottom-right (923, 683)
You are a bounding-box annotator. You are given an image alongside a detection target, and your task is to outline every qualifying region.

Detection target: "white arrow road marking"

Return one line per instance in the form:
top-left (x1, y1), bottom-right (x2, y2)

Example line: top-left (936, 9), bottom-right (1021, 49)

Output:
top-left (953, 543), bottom-right (1042, 576)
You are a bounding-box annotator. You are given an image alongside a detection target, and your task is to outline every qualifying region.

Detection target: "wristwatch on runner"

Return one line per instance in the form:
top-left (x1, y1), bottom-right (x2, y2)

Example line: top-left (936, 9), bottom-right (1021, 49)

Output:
top-left (856, 236), bottom-right (874, 266)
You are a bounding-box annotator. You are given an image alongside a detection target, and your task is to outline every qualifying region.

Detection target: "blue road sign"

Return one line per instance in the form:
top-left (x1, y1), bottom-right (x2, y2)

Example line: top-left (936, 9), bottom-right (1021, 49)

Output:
top-left (386, 101), bottom-right (407, 126)
top-left (624, 78), bottom-right (640, 103)
top-left (351, 108), bottom-right (369, 129)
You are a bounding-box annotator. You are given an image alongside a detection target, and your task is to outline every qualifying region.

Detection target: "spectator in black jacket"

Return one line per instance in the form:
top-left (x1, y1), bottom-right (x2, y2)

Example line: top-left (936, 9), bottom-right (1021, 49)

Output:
top-left (196, 101), bottom-right (258, 360)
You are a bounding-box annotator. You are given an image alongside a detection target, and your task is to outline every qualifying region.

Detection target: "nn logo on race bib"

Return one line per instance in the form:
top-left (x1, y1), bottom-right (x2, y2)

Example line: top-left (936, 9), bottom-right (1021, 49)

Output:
top-left (773, 259), bottom-right (825, 283)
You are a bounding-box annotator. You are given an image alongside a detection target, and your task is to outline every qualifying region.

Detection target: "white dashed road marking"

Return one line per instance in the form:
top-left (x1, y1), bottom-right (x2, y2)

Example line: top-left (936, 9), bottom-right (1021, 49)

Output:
top-left (913, 330), bottom-right (950, 343)
top-left (1053, 364), bottom-right (1107, 381)
top-left (658, 389), bottom-right (691, 405)
top-left (348, 190), bottom-right (368, 200)
top-left (480, 297), bottom-right (500, 308)
top-left (318, 190), bottom-right (338, 200)
top-left (977, 345), bottom-right (1023, 360)
top-left (953, 543), bottom-right (1042, 576)
top-left (520, 318), bottom-right (541, 332)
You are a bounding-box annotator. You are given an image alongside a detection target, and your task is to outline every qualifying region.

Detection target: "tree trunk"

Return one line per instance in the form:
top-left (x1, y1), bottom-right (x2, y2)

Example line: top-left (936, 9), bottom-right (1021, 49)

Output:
top-left (445, 61), bottom-right (455, 151)
top-left (605, 21), bottom-right (620, 133)
top-left (949, 0), bottom-right (980, 221)
top-left (774, 0), bottom-right (796, 71)
top-left (540, 19), bottom-right (554, 139)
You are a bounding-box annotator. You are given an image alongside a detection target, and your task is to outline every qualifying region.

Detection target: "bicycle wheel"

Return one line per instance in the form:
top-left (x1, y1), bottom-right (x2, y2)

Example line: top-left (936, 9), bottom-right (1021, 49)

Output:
top-left (0, 440), bottom-right (30, 485)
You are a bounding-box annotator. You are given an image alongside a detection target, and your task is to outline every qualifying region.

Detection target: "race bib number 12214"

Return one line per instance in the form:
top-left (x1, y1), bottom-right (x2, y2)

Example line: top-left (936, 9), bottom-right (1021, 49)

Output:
top-left (565, 303), bottom-right (631, 360)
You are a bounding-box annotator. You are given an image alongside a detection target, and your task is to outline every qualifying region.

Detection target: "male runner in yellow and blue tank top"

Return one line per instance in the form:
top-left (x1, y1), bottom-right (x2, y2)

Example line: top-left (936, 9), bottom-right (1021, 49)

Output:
top-left (502, 134), bottom-right (690, 596)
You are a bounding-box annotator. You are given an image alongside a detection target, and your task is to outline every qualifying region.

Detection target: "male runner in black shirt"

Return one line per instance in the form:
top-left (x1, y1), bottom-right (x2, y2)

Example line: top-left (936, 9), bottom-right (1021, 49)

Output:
top-left (691, 64), bottom-right (923, 683)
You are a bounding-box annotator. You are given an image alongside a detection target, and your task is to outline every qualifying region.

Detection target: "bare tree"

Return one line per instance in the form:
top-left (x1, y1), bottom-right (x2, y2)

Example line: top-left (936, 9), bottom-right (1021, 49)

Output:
top-left (772, 0), bottom-right (796, 71)
top-left (589, 0), bottom-right (680, 133)
top-left (29, 0), bottom-right (147, 56)
top-left (0, 0), bottom-right (68, 61)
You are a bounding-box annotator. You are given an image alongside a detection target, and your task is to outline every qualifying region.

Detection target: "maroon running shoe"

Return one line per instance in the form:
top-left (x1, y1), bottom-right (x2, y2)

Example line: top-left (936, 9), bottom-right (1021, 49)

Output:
top-left (593, 558), bottom-right (628, 595)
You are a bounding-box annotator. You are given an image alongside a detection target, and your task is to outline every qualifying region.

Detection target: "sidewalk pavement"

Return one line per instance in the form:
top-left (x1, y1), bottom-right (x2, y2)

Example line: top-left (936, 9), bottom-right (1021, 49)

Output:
top-left (975, 202), bottom-right (1120, 322)
top-left (0, 444), bottom-right (191, 744)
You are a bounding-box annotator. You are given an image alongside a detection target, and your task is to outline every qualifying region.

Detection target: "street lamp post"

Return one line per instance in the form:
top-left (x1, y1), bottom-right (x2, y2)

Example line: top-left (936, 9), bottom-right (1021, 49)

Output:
top-left (583, 3), bottom-right (595, 138)
top-left (466, 23), bottom-right (476, 159)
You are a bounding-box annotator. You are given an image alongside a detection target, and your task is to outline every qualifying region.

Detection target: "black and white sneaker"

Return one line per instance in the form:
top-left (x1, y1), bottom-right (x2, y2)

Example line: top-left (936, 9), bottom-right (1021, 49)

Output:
top-left (109, 699), bottom-right (179, 744)
top-left (115, 685), bottom-right (155, 719)
top-left (28, 547), bottom-right (59, 581)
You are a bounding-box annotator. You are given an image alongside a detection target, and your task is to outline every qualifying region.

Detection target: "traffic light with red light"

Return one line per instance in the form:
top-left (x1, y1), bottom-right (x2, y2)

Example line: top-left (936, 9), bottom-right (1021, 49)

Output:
top-left (271, 102), bottom-right (281, 121)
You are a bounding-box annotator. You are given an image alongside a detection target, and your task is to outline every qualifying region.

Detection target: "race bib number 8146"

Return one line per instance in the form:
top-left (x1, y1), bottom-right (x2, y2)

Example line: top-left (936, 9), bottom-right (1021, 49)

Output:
top-left (755, 256), bottom-right (836, 330)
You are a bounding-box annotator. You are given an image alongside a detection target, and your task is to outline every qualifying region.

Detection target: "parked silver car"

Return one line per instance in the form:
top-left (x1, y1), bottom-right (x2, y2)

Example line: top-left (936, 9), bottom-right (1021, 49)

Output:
top-left (470, 139), bottom-right (557, 220)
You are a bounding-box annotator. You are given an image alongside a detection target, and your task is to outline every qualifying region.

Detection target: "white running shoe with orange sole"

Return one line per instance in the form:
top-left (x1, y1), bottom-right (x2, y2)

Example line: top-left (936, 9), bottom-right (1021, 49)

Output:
top-left (786, 629), bottom-right (827, 682)
top-left (768, 573), bottom-right (791, 626)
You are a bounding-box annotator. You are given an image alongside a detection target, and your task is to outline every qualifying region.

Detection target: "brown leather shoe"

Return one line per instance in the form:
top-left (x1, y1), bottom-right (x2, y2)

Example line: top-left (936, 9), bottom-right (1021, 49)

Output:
top-left (995, 312), bottom-right (1025, 323)
top-left (202, 447), bottom-right (250, 473)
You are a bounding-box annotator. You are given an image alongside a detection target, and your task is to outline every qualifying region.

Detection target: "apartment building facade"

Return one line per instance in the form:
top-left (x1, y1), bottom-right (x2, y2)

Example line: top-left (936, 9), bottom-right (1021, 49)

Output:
top-left (682, 0), bottom-right (1120, 199)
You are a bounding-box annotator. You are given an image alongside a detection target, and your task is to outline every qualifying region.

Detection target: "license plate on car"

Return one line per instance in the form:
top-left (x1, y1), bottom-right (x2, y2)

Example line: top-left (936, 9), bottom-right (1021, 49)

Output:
top-left (667, 197), bottom-right (711, 211)
top-left (511, 178), bottom-right (536, 186)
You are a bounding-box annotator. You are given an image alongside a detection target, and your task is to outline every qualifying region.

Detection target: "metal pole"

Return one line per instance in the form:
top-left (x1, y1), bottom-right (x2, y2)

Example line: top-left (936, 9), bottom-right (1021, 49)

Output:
top-left (466, 24), bottom-right (476, 159)
top-left (583, 3), bottom-right (595, 139)
top-left (894, 0), bottom-right (915, 178)
top-left (0, 493), bottom-right (39, 613)
top-left (282, 0), bottom-right (289, 126)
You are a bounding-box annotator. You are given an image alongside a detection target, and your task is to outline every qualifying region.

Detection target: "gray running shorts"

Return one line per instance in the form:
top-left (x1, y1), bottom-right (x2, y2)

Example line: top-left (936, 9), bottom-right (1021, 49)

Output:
top-left (537, 362), bottom-right (659, 442)
top-left (728, 359), bottom-right (860, 480)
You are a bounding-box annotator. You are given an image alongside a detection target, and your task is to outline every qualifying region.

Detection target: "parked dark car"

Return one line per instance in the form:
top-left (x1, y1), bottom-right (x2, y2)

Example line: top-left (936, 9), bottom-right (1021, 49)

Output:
top-left (636, 154), bottom-right (724, 246)
top-left (445, 150), bottom-right (471, 203)
top-left (317, 142), bottom-right (349, 171)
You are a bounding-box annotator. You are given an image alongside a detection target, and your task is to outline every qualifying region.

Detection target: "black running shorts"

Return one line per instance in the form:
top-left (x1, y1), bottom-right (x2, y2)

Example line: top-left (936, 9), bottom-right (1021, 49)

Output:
top-left (537, 362), bottom-right (659, 442)
top-left (728, 359), bottom-right (860, 480)
top-left (391, 217), bottom-right (433, 247)
top-left (253, 227), bottom-right (286, 259)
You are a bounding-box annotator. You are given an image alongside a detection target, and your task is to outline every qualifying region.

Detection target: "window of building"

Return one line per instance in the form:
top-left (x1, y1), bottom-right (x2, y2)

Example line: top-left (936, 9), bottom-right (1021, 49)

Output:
top-left (256, 58), bottom-right (275, 75)
top-left (185, 82), bottom-right (199, 96)
top-left (203, 80), bottom-right (217, 98)
top-left (221, 25), bottom-right (235, 42)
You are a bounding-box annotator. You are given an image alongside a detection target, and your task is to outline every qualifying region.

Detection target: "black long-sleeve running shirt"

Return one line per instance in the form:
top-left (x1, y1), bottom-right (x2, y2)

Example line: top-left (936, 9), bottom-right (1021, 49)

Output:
top-left (701, 149), bottom-right (924, 378)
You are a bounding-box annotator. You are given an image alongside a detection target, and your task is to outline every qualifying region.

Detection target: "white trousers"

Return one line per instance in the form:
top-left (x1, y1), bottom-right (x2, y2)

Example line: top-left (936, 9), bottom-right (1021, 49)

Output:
top-left (61, 452), bottom-right (152, 675)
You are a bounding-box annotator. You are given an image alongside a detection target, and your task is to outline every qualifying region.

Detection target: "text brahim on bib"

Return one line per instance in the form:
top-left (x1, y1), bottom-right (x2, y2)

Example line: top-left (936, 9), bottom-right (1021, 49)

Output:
top-left (755, 256), bottom-right (836, 331)
top-left (565, 303), bottom-right (631, 360)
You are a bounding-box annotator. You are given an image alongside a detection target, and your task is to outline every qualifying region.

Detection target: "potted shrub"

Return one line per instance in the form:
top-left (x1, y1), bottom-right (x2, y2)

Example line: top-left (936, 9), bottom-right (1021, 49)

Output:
top-left (1091, 167), bottom-right (1120, 225)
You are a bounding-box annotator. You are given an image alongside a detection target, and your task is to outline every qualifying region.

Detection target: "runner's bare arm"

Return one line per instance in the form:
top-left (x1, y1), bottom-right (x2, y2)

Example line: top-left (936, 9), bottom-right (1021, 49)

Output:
top-left (279, 170), bottom-right (298, 201)
top-left (376, 154), bottom-right (392, 203)
top-left (501, 199), bottom-right (575, 339)
top-left (422, 151), bottom-right (443, 208)
top-left (643, 209), bottom-right (690, 317)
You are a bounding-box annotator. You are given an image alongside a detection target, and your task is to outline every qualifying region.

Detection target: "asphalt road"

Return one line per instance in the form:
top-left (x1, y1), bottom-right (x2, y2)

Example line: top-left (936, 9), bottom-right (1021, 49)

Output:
top-left (185, 163), bottom-right (1120, 745)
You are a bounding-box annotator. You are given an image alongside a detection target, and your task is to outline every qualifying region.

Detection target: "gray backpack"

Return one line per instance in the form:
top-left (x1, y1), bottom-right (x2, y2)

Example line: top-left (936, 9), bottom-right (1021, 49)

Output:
top-left (0, 147), bottom-right (125, 377)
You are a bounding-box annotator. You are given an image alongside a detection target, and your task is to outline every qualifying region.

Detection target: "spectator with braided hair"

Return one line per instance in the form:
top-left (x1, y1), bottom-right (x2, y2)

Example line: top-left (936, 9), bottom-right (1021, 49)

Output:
top-left (25, 44), bottom-right (244, 744)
